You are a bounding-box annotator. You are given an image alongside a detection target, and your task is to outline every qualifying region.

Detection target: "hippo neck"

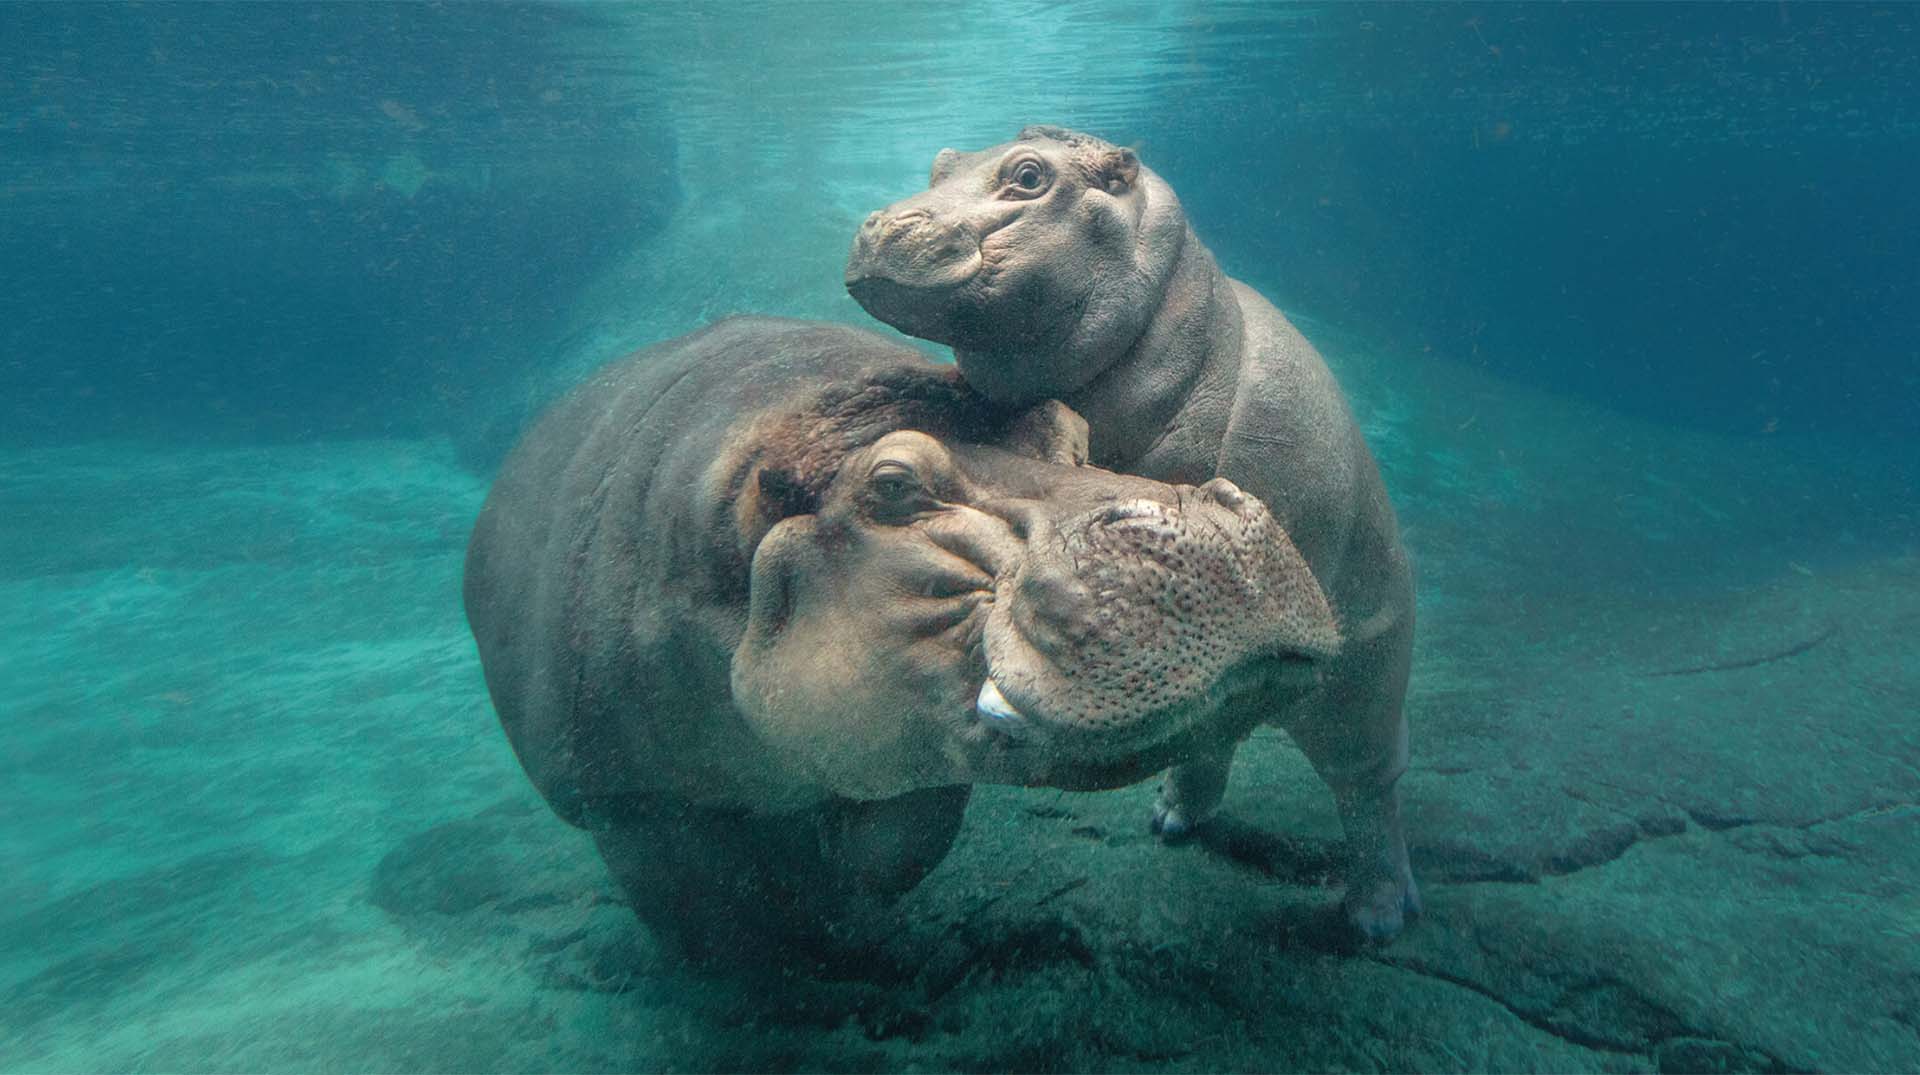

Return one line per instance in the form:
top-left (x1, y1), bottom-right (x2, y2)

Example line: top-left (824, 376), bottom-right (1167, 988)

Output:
top-left (1057, 225), bottom-right (1243, 475)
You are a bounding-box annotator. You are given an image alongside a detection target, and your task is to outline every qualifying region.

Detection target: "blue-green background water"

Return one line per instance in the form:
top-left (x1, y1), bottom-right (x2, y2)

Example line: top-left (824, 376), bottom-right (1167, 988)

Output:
top-left (9, 3), bottom-right (1918, 447)
top-left (3, 4), bottom-right (1917, 1072)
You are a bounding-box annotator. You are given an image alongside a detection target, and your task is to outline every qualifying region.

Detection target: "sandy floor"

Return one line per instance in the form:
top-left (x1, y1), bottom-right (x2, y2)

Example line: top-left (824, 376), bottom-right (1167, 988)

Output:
top-left (2, 335), bottom-right (1916, 1072)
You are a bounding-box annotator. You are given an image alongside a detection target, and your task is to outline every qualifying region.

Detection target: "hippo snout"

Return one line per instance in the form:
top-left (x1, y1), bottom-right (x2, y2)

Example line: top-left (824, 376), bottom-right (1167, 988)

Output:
top-left (975, 483), bottom-right (1340, 760)
top-left (845, 208), bottom-right (983, 295)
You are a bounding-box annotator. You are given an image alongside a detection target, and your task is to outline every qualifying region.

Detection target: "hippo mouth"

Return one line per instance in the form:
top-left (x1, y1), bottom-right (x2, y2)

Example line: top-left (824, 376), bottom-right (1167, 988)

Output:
top-left (843, 251), bottom-right (981, 294)
top-left (844, 275), bottom-right (973, 346)
top-left (959, 654), bottom-right (1318, 792)
top-left (974, 652), bottom-right (1322, 727)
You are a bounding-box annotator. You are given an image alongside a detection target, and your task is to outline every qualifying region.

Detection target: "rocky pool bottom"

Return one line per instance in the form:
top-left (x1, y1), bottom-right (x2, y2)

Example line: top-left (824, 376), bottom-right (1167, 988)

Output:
top-left (2, 346), bottom-right (1916, 1073)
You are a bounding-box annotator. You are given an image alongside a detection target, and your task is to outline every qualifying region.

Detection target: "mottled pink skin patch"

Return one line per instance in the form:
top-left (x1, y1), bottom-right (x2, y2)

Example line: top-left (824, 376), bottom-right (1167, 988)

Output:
top-left (983, 484), bottom-right (1337, 759)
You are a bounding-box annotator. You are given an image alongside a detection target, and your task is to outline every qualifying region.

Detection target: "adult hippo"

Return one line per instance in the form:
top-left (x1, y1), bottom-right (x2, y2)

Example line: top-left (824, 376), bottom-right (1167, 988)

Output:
top-left (464, 317), bottom-right (1340, 959)
top-left (846, 126), bottom-right (1420, 939)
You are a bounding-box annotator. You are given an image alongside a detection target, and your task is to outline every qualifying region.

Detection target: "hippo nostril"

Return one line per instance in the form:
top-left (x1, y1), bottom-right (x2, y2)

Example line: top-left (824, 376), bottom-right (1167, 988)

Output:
top-left (862, 211), bottom-right (885, 231)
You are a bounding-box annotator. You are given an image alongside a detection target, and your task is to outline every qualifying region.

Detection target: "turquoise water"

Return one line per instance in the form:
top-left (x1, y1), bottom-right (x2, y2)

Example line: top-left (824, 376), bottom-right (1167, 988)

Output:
top-left (3, 4), bottom-right (1916, 1072)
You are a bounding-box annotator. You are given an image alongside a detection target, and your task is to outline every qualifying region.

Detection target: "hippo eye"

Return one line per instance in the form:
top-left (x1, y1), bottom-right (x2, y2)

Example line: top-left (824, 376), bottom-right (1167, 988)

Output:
top-left (1007, 159), bottom-right (1050, 197)
top-left (865, 460), bottom-right (930, 517)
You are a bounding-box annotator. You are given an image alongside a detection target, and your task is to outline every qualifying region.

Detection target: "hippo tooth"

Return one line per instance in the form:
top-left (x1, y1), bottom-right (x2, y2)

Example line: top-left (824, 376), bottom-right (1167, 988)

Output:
top-left (1102, 499), bottom-right (1163, 525)
top-left (976, 678), bottom-right (1024, 722)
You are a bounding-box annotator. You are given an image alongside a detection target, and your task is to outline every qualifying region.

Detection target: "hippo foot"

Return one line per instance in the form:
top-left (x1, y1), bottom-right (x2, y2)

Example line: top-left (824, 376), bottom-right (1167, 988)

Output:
top-left (1343, 870), bottom-right (1422, 943)
top-left (1148, 798), bottom-right (1213, 842)
top-left (1150, 753), bottom-right (1235, 843)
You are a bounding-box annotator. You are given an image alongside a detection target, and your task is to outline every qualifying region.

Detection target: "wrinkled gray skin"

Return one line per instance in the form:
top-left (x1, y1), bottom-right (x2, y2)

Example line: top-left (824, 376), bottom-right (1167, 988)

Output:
top-left (847, 126), bottom-right (1420, 940)
top-left (464, 317), bottom-right (1339, 958)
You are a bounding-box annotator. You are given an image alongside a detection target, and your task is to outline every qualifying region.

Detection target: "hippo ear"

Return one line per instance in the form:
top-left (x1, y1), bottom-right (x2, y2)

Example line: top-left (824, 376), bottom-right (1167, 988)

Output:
top-left (1004, 400), bottom-right (1091, 466)
top-left (930, 148), bottom-right (962, 186)
top-left (1099, 146), bottom-right (1140, 195)
top-left (755, 465), bottom-right (815, 521)
top-left (733, 462), bottom-right (818, 557)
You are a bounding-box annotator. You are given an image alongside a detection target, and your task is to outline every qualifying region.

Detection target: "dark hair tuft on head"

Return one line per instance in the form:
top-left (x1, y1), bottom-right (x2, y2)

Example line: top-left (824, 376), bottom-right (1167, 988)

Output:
top-left (744, 365), bottom-right (1013, 517)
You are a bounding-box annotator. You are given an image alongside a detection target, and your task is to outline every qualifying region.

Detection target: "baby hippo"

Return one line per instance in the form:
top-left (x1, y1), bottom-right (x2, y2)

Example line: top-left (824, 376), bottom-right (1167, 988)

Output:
top-left (847, 126), bottom-right (1420, 939)
top-left (464, 317), bottom-right (1338, 959)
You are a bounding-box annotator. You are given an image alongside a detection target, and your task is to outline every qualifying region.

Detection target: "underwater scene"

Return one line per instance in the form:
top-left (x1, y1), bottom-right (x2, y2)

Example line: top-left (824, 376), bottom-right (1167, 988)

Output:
top-left (3, 3), bottom-right (1917, 1072)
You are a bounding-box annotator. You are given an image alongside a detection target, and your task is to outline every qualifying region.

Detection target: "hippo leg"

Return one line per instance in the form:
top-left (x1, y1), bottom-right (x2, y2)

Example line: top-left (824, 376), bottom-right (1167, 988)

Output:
top-left (590, 801), bottom-right (815, 964)
top-left (590, 786), bottom-right (970, 963)
top-left (1287, 617), bottom-right (1422, 941)
top-left (1150, 742), bottom-right (1239, 840)
top-left (818, 784), bottom-right (973, 902)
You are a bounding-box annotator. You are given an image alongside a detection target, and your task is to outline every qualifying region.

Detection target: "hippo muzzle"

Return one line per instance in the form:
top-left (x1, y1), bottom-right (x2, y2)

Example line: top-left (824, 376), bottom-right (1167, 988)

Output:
top-left (968, 478), bottom-right (1340, 782)
top-left (845, 207), bottom-right (990, 346)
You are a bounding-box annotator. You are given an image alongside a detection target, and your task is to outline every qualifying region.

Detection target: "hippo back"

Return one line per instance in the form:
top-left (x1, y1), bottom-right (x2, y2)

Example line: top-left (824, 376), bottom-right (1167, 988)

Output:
top-left (463, 317), bottom-right (934, 825)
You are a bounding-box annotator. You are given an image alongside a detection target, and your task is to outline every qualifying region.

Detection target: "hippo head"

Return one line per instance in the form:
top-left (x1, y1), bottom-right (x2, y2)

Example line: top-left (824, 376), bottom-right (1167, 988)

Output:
top-left (730, 395), bottom-right (1338, 800)
top-left (846, 125), bottom-right (1185, 403)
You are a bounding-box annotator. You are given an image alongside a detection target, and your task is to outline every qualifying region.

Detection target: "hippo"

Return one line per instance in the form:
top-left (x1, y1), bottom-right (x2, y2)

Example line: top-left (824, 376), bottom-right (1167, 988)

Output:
top-left (463, 317), bottom-right (1341, 959)
top-left (845, 126), bottom-right (1420, 939)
